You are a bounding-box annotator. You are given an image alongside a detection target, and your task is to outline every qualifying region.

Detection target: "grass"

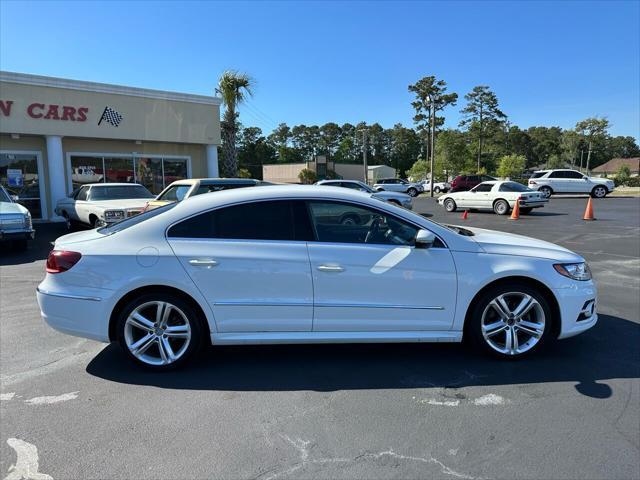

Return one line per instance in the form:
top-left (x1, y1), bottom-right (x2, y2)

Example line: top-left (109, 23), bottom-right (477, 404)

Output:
top-left (609, 187), bottom-right (640, 197)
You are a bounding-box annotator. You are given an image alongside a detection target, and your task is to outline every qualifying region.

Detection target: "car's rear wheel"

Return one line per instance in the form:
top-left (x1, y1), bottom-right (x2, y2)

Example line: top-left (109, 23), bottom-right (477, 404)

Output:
top-left (407, 187), bottom-right (418, 197)
top-left (493, 199), bottom-right (510, 215)
top-left (116, 293), bottom-right (204, 370)
top-left (591, 186), bottom-right (608, 198)
top-left (466, 283), bottom-right (552, 359)
top-left (444, 198), bottom-right (457, 212)
top-left (539, 186), bottom-right (553, 198)
top-left (434, 186), bottom-right (441, 194)
top-left (13, 239), bottom-right (28, 251)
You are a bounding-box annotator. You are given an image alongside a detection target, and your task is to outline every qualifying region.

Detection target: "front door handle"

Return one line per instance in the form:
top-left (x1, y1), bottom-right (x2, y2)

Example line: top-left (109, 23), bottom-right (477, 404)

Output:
top-left (189, 258), bottom-right (219, 268)
top-left (317, 264), bottom-right (344, 273)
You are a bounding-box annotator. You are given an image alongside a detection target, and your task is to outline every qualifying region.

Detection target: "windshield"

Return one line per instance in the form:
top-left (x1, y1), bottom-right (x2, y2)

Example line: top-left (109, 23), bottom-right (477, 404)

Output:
top-left (98, 202), bottom-right (176, 235)
top-left (0, 187), bottom-right (11, 203)
top-left (89, 185), bottom-right (154, 200)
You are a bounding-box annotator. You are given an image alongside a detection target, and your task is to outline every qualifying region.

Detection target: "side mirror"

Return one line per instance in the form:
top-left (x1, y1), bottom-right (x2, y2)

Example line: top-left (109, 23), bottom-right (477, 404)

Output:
top-left (415, 229), bottom-right (436, 249)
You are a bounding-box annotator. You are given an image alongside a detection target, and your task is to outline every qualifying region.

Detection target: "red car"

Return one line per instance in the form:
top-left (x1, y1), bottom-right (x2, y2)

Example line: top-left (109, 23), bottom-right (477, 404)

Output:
top-left (450, 174), bottom-right (497, 192)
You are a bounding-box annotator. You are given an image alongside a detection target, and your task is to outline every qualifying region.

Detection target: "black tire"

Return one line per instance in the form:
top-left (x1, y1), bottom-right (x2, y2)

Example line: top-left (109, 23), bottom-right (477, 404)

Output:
top-left (444, 198), bottom-right (457, 212)
top-left (520, 207), bottom-right (533, 214)
top-left (407, 187), bottom-right (418, 197)
top-left (539, 186), bottom-right (553, 198)
top-left (591, 185), bottom-right (608, 198)
top-left (465, 282), bottom-right (554, 359)
top-left (434, 186), bottom-right (441, 194)
top-left (116, 292), bottom-right (205, 370)
top-left (89, 215), bottom-right (100, 229)
top-left (62, 212), bottom-right (78, 231)
top-left (493, 199), bottom-right (510, 215)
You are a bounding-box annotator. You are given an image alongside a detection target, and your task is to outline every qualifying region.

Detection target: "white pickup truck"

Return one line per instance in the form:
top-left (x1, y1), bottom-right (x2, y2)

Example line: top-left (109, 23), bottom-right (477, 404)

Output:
top-left (55, 183), bottom-right (154, 229)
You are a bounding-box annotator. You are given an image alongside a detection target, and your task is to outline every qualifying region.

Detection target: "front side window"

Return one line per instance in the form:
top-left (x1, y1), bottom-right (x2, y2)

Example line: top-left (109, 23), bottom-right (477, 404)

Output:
top-left (168, 200), bottom-right (313, 241)
top-left (565, 171), bottom-right (584, 179)
top-left (89, 185), bottom-right (154, 201)
top-left (158, 185), bottom-right (191, 202)
top-left (308, 201), bottom-right (418, 246)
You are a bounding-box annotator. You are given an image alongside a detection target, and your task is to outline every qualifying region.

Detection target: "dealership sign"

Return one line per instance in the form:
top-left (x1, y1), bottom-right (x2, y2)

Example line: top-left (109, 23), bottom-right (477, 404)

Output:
top-left (0, 100), bottom-right (88, 122)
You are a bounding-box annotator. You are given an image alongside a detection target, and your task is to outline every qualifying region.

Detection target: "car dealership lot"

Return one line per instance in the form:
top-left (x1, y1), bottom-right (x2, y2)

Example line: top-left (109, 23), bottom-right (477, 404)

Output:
top-left (1, 197), bottom-right (639, 479)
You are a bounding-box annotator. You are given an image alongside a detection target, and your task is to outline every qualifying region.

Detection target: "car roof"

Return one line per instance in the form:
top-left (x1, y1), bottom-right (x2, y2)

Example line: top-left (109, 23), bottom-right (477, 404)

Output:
top-left (166, 178), bottom-right (259, 187)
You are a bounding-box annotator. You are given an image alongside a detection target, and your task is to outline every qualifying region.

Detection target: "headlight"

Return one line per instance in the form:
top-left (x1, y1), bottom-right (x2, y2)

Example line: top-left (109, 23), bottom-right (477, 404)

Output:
top-left (553, 263), bottom-right (592, 281)
top-left (104, 210), bottom-right (125, 220)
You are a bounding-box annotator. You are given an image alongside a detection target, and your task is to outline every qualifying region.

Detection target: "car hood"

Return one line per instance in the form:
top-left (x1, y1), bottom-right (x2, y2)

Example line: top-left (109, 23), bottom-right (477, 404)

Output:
top-left (89, 199), bottom-right (151, 209)
top-left (0, 201), bottom-right (29, 215)
top-left (589, 177), bottom-right (614, 186)
top-left (463, 226), bottom-right (583, 262)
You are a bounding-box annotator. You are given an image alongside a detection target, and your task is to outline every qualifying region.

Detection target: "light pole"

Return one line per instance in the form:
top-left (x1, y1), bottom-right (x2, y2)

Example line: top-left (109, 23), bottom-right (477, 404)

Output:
top-left (427, 94), bottom-right (436, 198)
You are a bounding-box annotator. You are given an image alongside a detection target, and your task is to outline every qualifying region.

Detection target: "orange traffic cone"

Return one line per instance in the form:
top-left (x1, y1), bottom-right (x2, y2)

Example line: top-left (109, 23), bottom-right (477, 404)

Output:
top-left (583, 197), bottom-right (595, 221)
top-left (509, 196), bottom-right (521, 220)
top-left (462, 210), bottom-right (469, 220)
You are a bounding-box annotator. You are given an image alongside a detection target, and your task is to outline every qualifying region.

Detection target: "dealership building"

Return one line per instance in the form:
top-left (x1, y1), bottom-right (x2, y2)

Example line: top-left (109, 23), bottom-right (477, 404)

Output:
top-left (0, 71), bottom-right (221, 221)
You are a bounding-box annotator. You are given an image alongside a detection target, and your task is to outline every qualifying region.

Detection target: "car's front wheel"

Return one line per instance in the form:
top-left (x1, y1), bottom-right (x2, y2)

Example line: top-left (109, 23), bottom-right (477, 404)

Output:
top-left (116, 293), bottom-right (204, 370)
top-left (466, 283), bottom-right (552, 359)
top-left (591, 186), bottom-right (608, 198)
top-left (443, 198), bottom-right (457, 212)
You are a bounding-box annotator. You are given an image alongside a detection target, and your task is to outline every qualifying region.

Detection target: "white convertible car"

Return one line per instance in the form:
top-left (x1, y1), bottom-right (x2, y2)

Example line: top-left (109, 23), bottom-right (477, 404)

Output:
top-left (38, 185), bottom-right (597, 370)
top-left (55, 183), bottom-right (155, 229)
top-left (438, 181), bottom-right (548, 215)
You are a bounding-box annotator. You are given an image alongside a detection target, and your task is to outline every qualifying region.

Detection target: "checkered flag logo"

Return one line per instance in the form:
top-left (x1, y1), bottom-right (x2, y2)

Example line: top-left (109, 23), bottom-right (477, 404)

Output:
top-left (98, 106), bottom-right (123, 127)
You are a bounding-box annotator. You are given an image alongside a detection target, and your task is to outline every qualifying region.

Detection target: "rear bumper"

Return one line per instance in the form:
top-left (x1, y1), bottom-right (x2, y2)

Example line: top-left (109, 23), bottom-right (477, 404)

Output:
top-left (37, 285), bottom-right (112, 342)
top-left (519, 200), bottom-right (547, 208)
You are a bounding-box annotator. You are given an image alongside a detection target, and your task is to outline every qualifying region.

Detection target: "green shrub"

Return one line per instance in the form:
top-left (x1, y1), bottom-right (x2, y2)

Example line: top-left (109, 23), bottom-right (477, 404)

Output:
top-left (298, 168), bottom-right (317, 184)
top-left (625, 176), bottom-right (640, 187)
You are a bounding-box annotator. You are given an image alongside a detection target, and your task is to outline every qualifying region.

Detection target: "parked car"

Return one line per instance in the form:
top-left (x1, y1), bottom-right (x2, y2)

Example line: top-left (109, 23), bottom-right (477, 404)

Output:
top-left (527, 169), bottom-right (614, 198)
top-left (55, 183), bottom-right (154, 229)
top-left (438, 181), bottom-right (548, 215)
top-left (0, 184), bottom-right (34, 251)
top-left (449, 174), bottom-right (497, 192)
top-left (145, 178), bottom-right (262, 211)
top-left (419, 179), bottom-right (451, 194)
top-left (315, 179), bottom-right (413, 209)
top-left (373, 178), bottom-right (424, 197)
top-left (38, 185), bottom-right (597, 370)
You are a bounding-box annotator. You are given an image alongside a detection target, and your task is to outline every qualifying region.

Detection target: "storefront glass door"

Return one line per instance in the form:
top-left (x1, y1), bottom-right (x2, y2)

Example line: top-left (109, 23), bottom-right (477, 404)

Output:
top-left (0, 152), bottom-right (43, 218)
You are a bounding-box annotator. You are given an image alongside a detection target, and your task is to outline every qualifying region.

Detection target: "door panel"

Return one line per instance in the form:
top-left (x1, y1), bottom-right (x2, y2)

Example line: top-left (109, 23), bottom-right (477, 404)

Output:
top-left (170, 239), bottom-right (313, 332)
top-left (308, 243), bottom-right (457, 331)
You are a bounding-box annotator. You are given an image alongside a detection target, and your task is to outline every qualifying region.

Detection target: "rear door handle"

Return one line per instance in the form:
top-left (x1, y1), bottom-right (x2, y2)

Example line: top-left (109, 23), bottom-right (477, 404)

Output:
top-left (189, 258), bottom-right (219, 268)
top-left (317, 264), bottom-right (344, 273)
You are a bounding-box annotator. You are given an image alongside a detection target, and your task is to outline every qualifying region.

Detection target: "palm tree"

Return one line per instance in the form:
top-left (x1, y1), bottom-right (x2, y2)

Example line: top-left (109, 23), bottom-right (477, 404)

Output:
top-left (218, 70), bottom-right (253, 177)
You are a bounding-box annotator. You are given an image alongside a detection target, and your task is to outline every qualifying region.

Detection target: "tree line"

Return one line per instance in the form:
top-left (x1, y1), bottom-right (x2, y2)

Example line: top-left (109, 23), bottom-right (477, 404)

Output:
top-left (217, 72), bottom-right (639, 179)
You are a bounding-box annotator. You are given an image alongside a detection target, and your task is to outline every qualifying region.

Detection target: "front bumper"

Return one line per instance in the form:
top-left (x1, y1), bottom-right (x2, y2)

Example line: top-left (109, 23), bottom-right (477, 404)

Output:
top-left (0, 228), bottom-right (35, 241)
top-left (554, 281), bottom-right (598, 339)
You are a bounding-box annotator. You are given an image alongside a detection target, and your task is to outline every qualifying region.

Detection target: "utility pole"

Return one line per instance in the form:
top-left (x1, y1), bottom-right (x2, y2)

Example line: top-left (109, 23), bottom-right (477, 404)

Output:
top-left (430, 96), bottom-right (436, 198)
top-left (579, 149), bottom-right (584, 172)
top-left (362, 129), bottom-right (368, 184)
top-left (585, 142), bottom-right (593, 173)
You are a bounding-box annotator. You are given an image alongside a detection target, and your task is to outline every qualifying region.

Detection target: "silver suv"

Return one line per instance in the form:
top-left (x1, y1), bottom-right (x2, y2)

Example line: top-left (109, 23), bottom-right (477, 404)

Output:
top-left (315, 180), bottom-right (413, 209)
top-left (528, 169), bottom-right (614, 198)
top-left (373, 178), bottom-right (423, 197)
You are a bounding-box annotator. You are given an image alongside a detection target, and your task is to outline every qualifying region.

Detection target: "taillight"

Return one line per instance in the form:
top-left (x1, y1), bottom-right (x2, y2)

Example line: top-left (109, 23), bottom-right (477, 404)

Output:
top-left (46, 250), bottom-right (82, 274)
top-left (529, 180), bottom-right (537, 185)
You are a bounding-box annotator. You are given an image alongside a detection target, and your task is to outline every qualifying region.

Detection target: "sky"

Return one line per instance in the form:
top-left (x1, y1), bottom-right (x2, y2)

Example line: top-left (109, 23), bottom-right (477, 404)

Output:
top-left (1, 0), bottom-right (639, 140)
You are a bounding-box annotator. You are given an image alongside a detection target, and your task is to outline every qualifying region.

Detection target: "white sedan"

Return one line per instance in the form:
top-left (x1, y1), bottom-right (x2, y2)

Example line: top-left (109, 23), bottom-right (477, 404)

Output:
top-left (37, 185), bottom-right (596, 370)
top-left (438, 181), bottom-right (548, 215)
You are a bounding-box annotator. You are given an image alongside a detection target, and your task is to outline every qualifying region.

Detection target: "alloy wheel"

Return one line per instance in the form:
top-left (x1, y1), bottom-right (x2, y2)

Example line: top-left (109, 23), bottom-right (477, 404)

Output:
top-left (540, 187), bottom-right (552, 198)
top-left (480, 292), bottom-right (545, 356)
top-left (124, 301), bottom-right (192, 366)
top-left (593, 187), bottom-right (607, 198)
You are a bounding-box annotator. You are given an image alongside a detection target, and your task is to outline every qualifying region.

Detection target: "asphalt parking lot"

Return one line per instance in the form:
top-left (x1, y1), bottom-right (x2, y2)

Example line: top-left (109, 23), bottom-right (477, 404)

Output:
top-left (1, 196), bottom-right (639, 480)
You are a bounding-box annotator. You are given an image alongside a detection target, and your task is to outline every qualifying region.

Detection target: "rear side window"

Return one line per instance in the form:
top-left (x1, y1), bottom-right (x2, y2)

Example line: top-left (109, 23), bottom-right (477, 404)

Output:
top-left (467, 176), bottom-right (479, 182)
top-left (158, 185), bottom-right (191, 202)
top-left (499, 182), bottom-right (530, 192)
top-left (548, 171), bottom-right (566, 178)
top-left (167, 200), bottom-right (313, 241)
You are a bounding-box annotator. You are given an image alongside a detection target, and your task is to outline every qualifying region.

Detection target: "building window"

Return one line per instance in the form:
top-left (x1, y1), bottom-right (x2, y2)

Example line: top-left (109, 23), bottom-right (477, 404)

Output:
top-left (69, 155), bottom-right (188, 194)
top-left (0, 152), bottom-right (42, 219)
